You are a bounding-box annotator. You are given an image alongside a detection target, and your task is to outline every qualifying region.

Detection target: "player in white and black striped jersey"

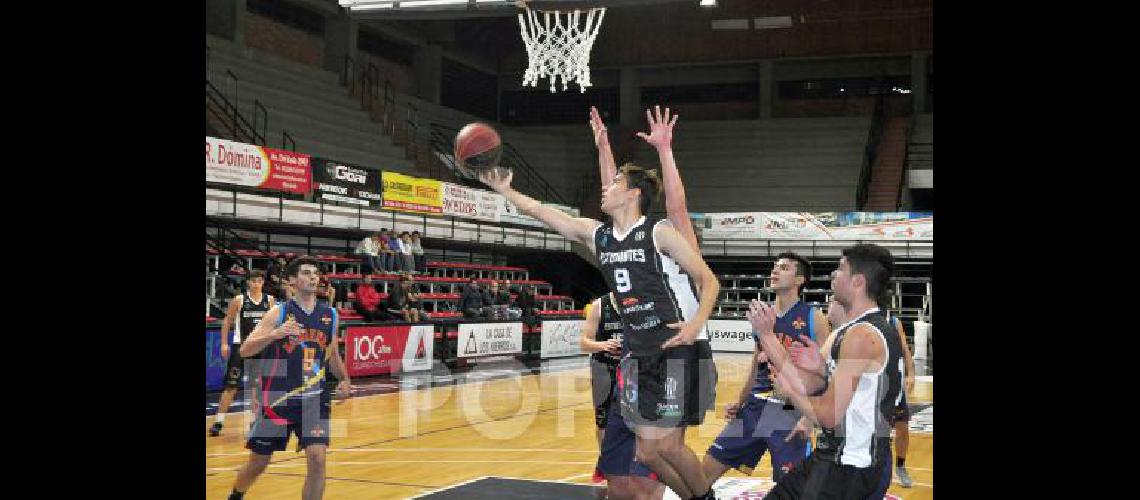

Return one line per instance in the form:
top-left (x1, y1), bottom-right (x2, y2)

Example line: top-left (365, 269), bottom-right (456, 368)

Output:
top-left (748, 244), bottom-right (904, 499)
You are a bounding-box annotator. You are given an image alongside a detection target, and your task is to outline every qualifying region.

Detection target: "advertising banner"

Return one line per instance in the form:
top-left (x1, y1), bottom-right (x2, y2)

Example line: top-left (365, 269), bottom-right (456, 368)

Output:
top-left (457, 322), bottom-right (524, 358)
top-left (701, 212), bottom-right (933, 240)
top-left (382, 171), bottom-right (443, 214)
top-left (401, 325), bottom-right (435, 372)
top-left (540, 320), bottom-right (585, 358)
top-left (705, 320), bottom-right (756, 352)
top-left (311, 157), bottom-right (383, 207)
top-left (206, 328), bottom-right (226, 391)
top-left (345, 326), bottom-right (407, 376)
top-left (206, 136), bottom-right (311, 194)
top-left (442, 182), bottom-right (502, 222)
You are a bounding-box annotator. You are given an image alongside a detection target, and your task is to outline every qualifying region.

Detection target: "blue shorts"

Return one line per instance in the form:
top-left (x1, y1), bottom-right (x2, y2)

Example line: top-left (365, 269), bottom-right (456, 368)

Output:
top-left (706, 396), bottom-right (808, 482)
top-left (596, 387), bottom-right (659, 482)
top-left (245, 397), bottom-right (331, 455)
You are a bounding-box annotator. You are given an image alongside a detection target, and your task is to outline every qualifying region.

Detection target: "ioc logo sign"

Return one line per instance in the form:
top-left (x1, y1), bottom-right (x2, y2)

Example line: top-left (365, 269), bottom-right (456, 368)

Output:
top-left (354, 335), bottom-right (393, 361)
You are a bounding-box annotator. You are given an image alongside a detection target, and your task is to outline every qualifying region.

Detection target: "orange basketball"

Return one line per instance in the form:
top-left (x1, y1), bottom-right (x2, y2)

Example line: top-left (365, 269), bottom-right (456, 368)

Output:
top-left (454, 122), bottom-right (504, 179)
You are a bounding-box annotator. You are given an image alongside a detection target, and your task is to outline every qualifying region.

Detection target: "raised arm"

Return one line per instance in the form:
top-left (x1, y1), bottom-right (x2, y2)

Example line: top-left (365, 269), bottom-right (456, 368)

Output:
top-left (774, 325), bottom-right (883, 429)
top-left (654, 222), bottom-right (720, 349)
top-left (636, 105), bottom-right (698, 252)
top-left (479, 168), bottom-right (601, 252)
top-left (589, 106), bottom-right (617, 189)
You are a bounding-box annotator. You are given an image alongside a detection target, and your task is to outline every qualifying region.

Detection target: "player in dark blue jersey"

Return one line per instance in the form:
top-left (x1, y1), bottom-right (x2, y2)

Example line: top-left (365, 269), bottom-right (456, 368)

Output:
top-left (752, 244), bottom-right (904, 499)
top-left (701, 253), bottom-right (829, 486)
top-left (226, 256), bottom-right (352, 500)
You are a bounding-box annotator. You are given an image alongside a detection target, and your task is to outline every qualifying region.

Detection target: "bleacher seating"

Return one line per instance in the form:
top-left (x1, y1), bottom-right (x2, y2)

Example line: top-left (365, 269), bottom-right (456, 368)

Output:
top-left (206, 34), bottom-right (416, 173)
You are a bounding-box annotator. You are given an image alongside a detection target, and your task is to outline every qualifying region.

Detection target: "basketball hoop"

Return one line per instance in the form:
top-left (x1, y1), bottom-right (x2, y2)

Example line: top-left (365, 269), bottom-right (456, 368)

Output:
top-left (517, 5), bottom-right (606, 93)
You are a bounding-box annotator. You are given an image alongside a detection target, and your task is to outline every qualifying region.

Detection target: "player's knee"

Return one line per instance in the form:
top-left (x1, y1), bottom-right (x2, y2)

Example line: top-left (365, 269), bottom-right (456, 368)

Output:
top-left (634, 447), bottom-right (661, 468)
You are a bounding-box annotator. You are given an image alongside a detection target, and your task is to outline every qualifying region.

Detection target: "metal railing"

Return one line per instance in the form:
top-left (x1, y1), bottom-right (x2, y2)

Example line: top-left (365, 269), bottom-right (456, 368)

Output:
top-left (855, 94), bottom-right (886, 209)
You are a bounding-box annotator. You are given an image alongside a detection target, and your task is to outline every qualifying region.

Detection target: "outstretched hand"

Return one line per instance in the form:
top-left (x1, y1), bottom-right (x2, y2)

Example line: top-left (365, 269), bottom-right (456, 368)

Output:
top-left (478, 167), bottom-right (514, 192)
top-left (589, 106), bottom-right (609, 149)
top-left (636, 105), bottom-right (678, 150)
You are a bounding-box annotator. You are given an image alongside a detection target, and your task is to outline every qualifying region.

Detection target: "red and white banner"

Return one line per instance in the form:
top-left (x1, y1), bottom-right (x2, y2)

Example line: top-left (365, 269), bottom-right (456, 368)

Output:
top-left (457, 322), bottom-right (524, 358)
top-left (205, 136), bottom-right (311, 194)
top-left (442, 182), bottom-right (502, 222)
top-left (344, 325), bottom-right (407, 376)
top-left (702, 212), bottom-right (933, 240)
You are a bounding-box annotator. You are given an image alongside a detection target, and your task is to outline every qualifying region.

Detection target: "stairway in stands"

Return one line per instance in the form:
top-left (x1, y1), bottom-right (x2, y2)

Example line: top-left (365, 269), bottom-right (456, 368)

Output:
top-left (863, 117), bottom-right (910, 211)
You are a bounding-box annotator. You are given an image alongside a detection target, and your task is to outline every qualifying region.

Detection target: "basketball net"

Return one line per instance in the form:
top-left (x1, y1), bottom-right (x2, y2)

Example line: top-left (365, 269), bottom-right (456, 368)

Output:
top-left (517, 6), bottom-right (606, 93)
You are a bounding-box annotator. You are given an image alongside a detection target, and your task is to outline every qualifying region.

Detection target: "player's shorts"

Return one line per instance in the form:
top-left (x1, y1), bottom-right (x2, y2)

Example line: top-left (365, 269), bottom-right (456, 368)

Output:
top-left (246, 397), bottom-right (331, 455)
top-left (591, 357), bottom-right (619, 429)
top-left (762, 453), bottom-right (886, 500)
top-left (223, 346), bottom-right (245, 389)
top-left (617, 340), bottom-right (717, 428)
top-left (892, 392), bottom-right (910, 424)
top-left (596, 386), bottom-right (660, 482)
top-left (706, 395), bottom-right (809, 482)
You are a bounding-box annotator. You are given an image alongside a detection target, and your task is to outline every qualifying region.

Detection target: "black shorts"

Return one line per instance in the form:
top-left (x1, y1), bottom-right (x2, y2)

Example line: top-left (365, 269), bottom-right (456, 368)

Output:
top-left (618, 340), bottom-right (717, 428)
top-left (591, 357), bottom-right (619, 429)
top-left (763, 454), bottom-right (885, 500)
top-left (246, 397), bottom-right (331, 455)
top-left (892, 392), bottom-right (910, 424)
top-left (223, 346), bottom-right (245, 389)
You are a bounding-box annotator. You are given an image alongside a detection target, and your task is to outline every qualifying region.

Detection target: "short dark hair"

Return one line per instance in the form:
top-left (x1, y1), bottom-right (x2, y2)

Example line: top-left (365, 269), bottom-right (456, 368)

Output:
top-left (248, 270), bottom-right (266, 280)
top-left (841, 244), bottom-right (894, 304)
top-left (285, 256), bottom-right (320, 277)
top-left (618, 164), bottom-right (661, 215)
top-left (776, 252), bottom-right (812, 295)
top-left (412, 231), bottom-right (420, 235)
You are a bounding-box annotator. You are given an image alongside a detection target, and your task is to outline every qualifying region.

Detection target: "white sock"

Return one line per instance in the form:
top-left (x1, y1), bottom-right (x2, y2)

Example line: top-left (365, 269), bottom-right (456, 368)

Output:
top-left (215, 413), bottom-right (226, 424)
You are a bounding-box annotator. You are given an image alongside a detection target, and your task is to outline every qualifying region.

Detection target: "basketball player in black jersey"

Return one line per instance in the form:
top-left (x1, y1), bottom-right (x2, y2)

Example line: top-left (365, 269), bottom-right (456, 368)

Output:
top-left (211, 270), bottom-right (275, 437)
top-left (749, 244), bottom-right (904, 499)
top-left (581, 292), bottom-right (625, 448)
top-left (481, 106), bottom-right (721, 500)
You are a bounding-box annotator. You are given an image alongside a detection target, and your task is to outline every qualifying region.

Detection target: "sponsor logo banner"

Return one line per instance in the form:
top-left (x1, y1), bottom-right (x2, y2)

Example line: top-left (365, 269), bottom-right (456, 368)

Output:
top-left (345, 326), bottom-right (406, 376)
top-left (382, 171), bottom-right (442, 214)
top-left (442, 182), bottom-right (502, 222)
top-left (540, 320), bottom-right (584, 358)
top-left (206, 136), bottom-right (311, 194)
top-left (706, 320), bottom-right (755, 352)
top-left (205, 328), bottom-right (225, 391)
top-left (311, 157), bottom-right (383, 207)
top-left (701, 212), bottom-right (933, 240)
top-left (401, 325), bottom-right (435, 372)
top-left (458, 322), bottom-right (523, 358)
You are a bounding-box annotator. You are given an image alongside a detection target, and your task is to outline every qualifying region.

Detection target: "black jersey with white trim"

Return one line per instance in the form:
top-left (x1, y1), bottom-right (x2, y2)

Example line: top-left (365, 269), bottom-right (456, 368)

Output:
top-left (235, 293), bottom-right (273, 344)
top-left (814, 307), bottom-right (903, 468)
top-left (593, 216), bottom-right (707, 356)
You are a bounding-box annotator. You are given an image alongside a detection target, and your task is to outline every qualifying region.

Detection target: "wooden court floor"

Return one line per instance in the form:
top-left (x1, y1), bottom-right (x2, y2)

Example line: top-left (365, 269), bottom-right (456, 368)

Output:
top-left (206, 354), bottom-right (933, 499)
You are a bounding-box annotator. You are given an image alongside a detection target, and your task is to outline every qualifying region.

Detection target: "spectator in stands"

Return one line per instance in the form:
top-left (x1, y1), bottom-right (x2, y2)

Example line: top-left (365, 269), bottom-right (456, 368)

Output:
top-left (265, 256), bottom-right (288, 298)
top-left (377, 236), bottom-right (395, 273)
top-left (405, 275), bottom-right (426, 321)
top-left (385, 275), bottom-right (421, 322)
top-left (515, 284), bottom-right (538, 321)
top-left (387, 230), bottom-right (404, 272)
top-left (410, 231), bottom-right (426, 273)
top-left (398, 232), bottom-right (416, 273)
top-left (316, 268), bottom-right (336, 307)
top-left (356, 233), bottom-right (381, 274)
top-left (353, 275), bottom-right (385, 322)
top-left (459, 278), bottom-right (488, 319)
top-left (486, 280), bottom-right (511, 320)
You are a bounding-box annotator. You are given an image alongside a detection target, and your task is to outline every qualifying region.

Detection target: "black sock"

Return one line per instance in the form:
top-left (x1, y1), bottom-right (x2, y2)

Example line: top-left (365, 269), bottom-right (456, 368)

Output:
top-left (228, 488), bottom-right (244, 500)
top-left (896, 457), bottom-right (906, 468)
top-left (690, 490), bottom-right (715, 500)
